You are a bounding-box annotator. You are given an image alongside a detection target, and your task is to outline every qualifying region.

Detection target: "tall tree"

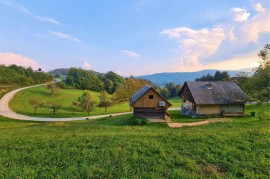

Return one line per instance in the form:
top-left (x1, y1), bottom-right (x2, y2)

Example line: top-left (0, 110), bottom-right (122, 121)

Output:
top-left (160, 88), bottom-right (170, 99)
top-left (195, 73), bottom-right (214, 81)
top-left (235, 44), bottom-right (270, 102)
top-left (253, 44), bottom-right (270, 101)
top-left (66, 68), bottom-right (104, 91)
top-left (79, 91), bottom-right (96, 115)
top-left (114, 77), bottom-right (152, 103)
top-left (195, 71), bottom-right (230, 81)
top-left (214, 71), bottom-right (230, 81)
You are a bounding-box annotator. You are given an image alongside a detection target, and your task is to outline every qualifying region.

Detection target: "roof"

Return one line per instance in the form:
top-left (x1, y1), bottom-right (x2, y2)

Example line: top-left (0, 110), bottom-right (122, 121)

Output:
top-left (179, 81), bottom-right (249, 105)
top-left (130, 85), bottom-right (172, 106)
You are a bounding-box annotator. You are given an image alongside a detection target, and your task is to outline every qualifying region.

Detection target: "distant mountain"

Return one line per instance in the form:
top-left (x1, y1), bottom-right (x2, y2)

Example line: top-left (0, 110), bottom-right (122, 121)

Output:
top-left (137, 69), bottom-right (252, 86)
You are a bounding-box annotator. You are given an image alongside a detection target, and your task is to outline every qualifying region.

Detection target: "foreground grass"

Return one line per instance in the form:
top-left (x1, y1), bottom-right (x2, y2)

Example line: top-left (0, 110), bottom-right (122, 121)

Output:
top-left (0, 104), bottom-right (269, 178)
top-left (9, 86), bottom-right (180, 118)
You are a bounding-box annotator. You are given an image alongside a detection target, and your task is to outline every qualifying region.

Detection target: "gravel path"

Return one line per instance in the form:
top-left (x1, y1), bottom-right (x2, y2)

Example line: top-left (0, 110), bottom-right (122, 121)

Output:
top-left (167, 118), bottom-right (232, 128)
top-left (0, 84), bottom-right (180, 122)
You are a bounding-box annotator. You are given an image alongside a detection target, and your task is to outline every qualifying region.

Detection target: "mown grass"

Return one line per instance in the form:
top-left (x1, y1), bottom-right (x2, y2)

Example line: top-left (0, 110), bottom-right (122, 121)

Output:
top-left (169, 110), bottom-right (206, 123)
top-left (9, 86), bottom-right (131, 118)
top-left (9, 86), bottom-right (180, 118)
top-left (168, 96), bottom-right (181, 108)
top-left (0, 104), bottom-right (269, 178)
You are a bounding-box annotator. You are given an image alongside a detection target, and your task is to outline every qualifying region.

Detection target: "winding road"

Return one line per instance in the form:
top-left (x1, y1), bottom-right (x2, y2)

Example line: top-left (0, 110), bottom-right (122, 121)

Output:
top-left (0, 84), bottom-right (133, 121)
top-left (0, 84), bottom-right (180, 122)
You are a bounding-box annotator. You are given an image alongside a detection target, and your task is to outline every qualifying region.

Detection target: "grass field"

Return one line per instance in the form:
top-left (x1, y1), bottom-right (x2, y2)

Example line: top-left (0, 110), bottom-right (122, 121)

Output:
top-left (0, 103), bottom-right (269, 178)
top-left (9, 86), bottom-right (131, 118)
top-left (167, 96), bottom-right (181, 108)
top-left (9, 86), bottom-right (180, 118)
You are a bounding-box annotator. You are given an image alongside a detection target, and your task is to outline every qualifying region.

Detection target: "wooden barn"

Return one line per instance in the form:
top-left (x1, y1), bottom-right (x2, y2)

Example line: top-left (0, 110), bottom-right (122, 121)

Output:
top-left (130, 85), bottom-right (172, 119)
top-left (179, 81), bottom-right (249, 117)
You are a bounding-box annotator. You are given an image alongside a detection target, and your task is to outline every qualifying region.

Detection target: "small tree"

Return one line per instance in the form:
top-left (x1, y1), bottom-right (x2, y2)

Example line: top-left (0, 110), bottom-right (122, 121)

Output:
top-left (160, 88), bottom-right (170, 99)
top-left (47, 83), bottom-right (58, 95)
top-left (99, 91), bottom-right (109, 101)
top-left (98, 91), bottom-right (113, 113)
top-left (98, 99), bottom-right (113, 113)
top-left (49, 102), bottom-right (62, 115)
top-left (70, 101), bottom-right (81, 115)
top-left (79, 91), bottom-right (96, 115)
top-left (28, 98), bottom-right (44, 114)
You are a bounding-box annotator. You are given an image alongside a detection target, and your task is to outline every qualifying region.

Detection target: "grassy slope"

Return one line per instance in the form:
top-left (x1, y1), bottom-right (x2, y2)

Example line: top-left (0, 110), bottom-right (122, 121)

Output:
top-left (0, 104), bottom-right (269, 178)
top-left (9, 86), bottom-right (180, 118)
top-left (9, 86), bottom-right (130, 118)
top-left (167, 96), bottom-right (181, 108)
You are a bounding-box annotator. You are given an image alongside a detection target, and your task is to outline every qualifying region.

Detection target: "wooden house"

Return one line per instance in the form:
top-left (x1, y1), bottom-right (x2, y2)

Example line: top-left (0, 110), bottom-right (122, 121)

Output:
top-left (179, 81), bottom-right (249, 117)
top-left (130, 85), bottom-right (172, 119)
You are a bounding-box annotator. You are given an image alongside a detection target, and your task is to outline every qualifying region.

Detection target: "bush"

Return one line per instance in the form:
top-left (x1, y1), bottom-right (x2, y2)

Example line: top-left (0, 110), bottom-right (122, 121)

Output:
top-left (131, 117), bottom-right (149, 126)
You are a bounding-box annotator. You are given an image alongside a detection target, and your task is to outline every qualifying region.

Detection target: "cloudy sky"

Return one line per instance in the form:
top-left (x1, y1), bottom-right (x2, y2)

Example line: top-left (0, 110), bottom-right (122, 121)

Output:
top-left (0, 0), bottom-right (269, 75)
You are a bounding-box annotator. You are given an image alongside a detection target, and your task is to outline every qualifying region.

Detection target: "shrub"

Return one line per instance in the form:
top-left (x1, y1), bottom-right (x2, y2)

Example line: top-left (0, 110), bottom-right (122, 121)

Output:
top-left (131, 117), bottom-right (149, 126)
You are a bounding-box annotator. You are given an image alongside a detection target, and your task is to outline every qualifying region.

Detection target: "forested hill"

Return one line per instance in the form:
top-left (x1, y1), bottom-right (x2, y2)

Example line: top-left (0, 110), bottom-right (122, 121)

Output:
top-left (48, 68), bottom-right (70, 76)
top-left (0, 65), bottom-right (53, 86)
top-left (137, 69), bottom-right (251, 86)
top-left (49, 68), bottom-right (104, 77)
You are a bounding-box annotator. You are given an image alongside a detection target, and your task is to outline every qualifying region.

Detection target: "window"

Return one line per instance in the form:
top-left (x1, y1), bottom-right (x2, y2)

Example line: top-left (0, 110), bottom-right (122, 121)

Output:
top-left (149, 95), bottom-right (154, 99)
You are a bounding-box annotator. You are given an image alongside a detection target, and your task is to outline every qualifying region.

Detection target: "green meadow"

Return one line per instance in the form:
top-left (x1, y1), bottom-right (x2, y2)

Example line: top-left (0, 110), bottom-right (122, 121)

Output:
top-left (9, 86), bottom-right (181, 118)
top-left (0, 104), bottom-right (269, 178)
top-left (9, 86), bottom-right (131, 118)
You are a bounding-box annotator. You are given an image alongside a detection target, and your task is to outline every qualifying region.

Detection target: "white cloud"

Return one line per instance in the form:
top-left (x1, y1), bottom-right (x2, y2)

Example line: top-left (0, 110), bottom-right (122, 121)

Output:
top-left (0, 52), bottom-right (43, 70)
top-left (82, 61), bottom-right (91, 68)
top-left (0, 0), bottom-right (12, 7)
top-left (231, 3), bottom-right (270, 43)
top-left (161, 1), bottom-right (269, 72)
top-left (1, 1), bottom-right (60, 25)
top-left (226, 27), bottom-right (236, 41)
top-left (122, 50), bottom-right (141, 58)
top-left (254, 3), bottom-right (265, 13)
top-left (34, 16), bottom-right (60, 25)
top-left (231, 7), bottom-right (250, 21)
top-left (161, 27), bottom-right (226, 66)
top-left (175, 52), bottom-right (259, 72)
top-left (49, 30), bottom-right (80, 42)
top-left (18, 6), bottom-right (31, 14)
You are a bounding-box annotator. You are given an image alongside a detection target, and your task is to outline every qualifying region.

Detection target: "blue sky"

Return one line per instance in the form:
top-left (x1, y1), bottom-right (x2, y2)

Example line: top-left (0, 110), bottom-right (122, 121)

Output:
top-left (0, 0), bottom-right (269, 76)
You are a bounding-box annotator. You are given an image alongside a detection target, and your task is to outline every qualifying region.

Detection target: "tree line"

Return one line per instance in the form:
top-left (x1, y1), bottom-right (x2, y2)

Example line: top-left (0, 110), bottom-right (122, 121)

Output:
top-left (236, 44), bottom-right (269, 102)
top-left (155, 83), bottom-right (181, 99)
top-left (0, 65), bottom-right (53, 86)
top-left (60, 68), bottom-right (125, 93)
top-left (195, 71), bottom-right (230, 81)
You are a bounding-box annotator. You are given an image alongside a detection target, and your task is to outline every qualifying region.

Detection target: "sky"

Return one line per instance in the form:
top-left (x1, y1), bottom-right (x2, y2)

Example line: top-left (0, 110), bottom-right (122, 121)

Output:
top-left (0, 0), bottom-right (269, 76)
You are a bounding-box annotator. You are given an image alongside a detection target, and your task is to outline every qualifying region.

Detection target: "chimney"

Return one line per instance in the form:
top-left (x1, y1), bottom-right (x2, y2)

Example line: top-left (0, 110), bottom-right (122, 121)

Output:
top-left (205, 82), bottom-right (212, 89)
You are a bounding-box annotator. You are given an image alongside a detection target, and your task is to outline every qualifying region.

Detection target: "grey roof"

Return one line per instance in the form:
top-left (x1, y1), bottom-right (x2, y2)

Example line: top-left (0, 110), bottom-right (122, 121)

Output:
top-left (130, 85), bottom-right (152, 106)
top-left (181, 81), bottom-right (249, 105)
top-left (130, 85), bottom-right (172, 106)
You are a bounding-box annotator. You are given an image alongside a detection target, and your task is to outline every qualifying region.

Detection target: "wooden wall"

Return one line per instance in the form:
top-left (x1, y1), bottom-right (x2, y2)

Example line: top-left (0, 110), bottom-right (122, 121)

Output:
top-left (134, 107), bottom-right (165, 118)
top-left (132, 88), bottom-right (170, 108)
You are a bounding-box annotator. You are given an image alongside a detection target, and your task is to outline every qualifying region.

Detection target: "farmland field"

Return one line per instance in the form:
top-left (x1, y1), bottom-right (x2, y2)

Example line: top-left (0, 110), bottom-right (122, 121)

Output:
top-left (0, 103), bottom-right (269, 178)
